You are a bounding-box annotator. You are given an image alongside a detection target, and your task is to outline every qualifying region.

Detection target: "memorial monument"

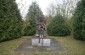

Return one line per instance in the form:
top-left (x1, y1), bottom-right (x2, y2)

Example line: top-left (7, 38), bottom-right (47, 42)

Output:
top-left (32, 17), bottom-right (51, 46)
top-left (16, 17), bottom-right (65, 52)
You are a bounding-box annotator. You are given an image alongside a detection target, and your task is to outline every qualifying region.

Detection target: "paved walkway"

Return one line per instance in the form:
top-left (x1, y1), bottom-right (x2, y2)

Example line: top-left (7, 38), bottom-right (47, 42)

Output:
top-left (16, 37), bottom-right (65, 52)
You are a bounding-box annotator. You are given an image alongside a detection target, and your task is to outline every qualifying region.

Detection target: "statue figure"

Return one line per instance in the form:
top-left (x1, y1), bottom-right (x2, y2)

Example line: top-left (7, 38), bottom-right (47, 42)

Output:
top-left (32, 17), bottom-right (50, 47)
top-left (35, 17), bottom-right (46, 45)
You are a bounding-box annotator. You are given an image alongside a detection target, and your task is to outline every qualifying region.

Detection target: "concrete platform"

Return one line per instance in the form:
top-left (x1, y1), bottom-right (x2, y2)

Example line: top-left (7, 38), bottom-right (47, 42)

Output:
top-left (16, 37), bottom-right (65, 52)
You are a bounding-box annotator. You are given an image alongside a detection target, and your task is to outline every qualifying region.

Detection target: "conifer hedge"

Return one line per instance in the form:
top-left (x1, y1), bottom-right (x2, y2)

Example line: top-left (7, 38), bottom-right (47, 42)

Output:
top-left (72, 0), bottom-right (85, 40)
top-left (0, 0), bottom-right (23, 42)
top-left (47, 14), bottom-right (70, 36)
top-left (24, 2), bottom-right (43, 36)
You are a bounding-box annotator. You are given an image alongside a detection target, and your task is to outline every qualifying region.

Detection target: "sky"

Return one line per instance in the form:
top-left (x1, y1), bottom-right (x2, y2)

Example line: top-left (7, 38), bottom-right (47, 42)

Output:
top-left (15, 0), bottom-right (63, 19)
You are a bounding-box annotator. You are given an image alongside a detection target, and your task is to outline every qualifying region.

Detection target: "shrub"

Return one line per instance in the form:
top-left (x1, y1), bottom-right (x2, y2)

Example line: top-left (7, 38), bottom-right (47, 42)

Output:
top-left (0, 0), bottom-right (23, 42)
top-left (24, 2), bottom-right (43, 36)
top-left (72, 0), bottom-right (85, 41)
top-left (47, 14), bottom-right (70, 36)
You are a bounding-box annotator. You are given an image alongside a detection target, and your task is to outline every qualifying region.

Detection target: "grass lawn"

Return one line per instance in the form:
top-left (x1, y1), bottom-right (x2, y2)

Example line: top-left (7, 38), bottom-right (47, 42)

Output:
top-left (0, 36), bottom-right (85, 55)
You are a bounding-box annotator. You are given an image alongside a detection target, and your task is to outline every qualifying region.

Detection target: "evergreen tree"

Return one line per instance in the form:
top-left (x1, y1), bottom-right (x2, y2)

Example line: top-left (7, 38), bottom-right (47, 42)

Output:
top-left (72, 0), bottom-right (85, 40)
top-left (47, 14), bottom-right (70, 36)
top-left (24, 2), bottom-right (43, 36)
top-left (0, 0), bottom-right (23, 42)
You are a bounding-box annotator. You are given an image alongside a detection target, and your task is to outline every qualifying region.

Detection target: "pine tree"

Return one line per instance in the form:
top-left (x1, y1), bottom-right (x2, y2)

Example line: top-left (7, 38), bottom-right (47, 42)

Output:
top-left (47, 14), bottom-right (70, 36)
top-left (0, 0), bottom-right (23, 42)
top-left (72, 0), bottom-right (85, 40)
top-left (24, 2), bottom-right (44, 36)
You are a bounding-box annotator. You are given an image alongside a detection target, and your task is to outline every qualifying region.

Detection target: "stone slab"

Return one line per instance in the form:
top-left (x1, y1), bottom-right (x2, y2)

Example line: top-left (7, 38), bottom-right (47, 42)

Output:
top-left (32, 38), bottom-right (51, 46)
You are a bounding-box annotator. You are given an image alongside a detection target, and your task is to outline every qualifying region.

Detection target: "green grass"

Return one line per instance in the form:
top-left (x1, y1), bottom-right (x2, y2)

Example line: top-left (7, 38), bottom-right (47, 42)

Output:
top-left (0, 36), bottom-right (85, 55)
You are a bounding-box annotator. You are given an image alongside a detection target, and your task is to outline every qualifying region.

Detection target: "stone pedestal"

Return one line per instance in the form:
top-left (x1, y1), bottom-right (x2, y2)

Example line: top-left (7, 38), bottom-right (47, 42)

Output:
top-left (32, 38), bottom-right (51, 46)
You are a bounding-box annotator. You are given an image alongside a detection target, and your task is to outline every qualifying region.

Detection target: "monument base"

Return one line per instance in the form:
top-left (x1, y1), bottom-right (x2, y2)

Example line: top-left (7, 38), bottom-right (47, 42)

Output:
top-left (32, 38), bottom-right (51, 46)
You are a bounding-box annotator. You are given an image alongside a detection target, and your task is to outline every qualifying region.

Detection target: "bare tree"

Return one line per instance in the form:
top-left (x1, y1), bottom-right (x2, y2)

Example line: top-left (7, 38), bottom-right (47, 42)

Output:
top-left (61, 0), bottom-right (80, 19)
top-left (46, 2), bottom-right (56, 17)
top-left (46, 0), bottom-right (80, 19)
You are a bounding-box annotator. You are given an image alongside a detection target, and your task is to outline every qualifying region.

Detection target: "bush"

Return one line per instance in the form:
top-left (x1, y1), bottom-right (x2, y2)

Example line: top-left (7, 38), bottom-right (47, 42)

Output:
top-left (0, 0), bottom-right (23, 42)
top-left (47, 14), bottom-right (70, 36)
top-left (23, 20), bottom-right (36, 36)
top-left (72, 0), bottom-right (85, 41)
top-left (24, 2), bottom-right (43, 36)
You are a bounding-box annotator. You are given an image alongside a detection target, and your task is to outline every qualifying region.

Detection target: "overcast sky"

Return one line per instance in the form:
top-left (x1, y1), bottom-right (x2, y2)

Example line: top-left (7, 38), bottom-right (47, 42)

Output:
top-left (15, 0), bottom-right (63, 19)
